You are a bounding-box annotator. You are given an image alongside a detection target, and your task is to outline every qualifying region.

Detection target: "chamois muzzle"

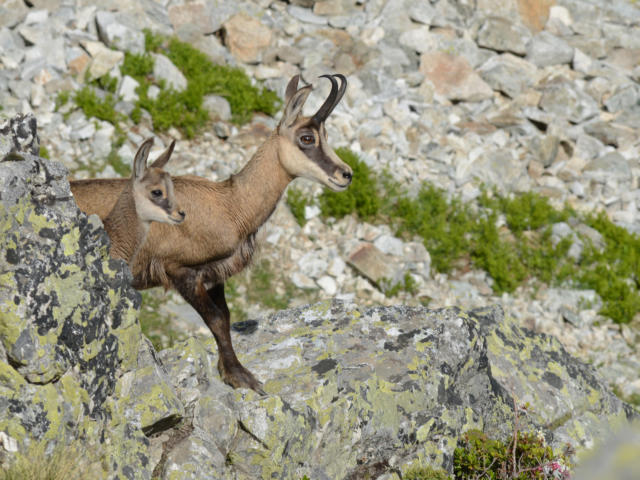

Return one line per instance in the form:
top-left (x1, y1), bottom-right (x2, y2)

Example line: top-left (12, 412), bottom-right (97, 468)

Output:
top-left (312, 74), bottom-right (347, 125)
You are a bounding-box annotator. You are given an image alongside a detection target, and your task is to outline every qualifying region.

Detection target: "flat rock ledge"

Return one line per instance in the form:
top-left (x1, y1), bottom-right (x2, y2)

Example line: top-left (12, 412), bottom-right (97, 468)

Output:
top-left (0, 116), bottom-right (637, 479)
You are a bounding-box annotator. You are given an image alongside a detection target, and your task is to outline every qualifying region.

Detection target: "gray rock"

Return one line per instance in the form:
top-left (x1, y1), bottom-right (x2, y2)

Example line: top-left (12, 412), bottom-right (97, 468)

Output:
top-left (0, 0), bottom-right (28, 29)
top-left (95, 10), bottom-right (145, 54)
top-left (408, 2), bottom-right (437, 25)
top-left (584, 151), bottom-right (631, 182)
top-left (539, 81), bottom-right (600, 124)
top-left (0, 113), bottom-right (39, 157)
top-left (477, 16), bottom-right (532, 55)
top-left (118, 75), bottom-right (140, 103)
top-left (297, 251), bottom-right (328, 279)
top-left (530, 134), bottom-right (560, 168)
top-left (0, 119), bottom-right (154, 478)
top-left (526, 31), bottom-right (574, 67)
top-left (583, 121), bottom-right (634, 148)
top-left (347, 242), bottom-right (403, 291)
top-left (478, 53), bottom-right (536, 98)
top-left (551, 222), bottom-right (583, 261)
top-left (202, 94), bottom-right (231, 122)
top-left (373, 234), bottom-right (404, 257)
top-left (167, 0), bottom-right (216, 35)
top-left (152, 53), bottom-right (188, 91)
top-left (604, 83), bottom-right (640, 114)
top-left (468, 148), bottom-right (525, 191)
top-left (287, 5), bottom-right (328, 25)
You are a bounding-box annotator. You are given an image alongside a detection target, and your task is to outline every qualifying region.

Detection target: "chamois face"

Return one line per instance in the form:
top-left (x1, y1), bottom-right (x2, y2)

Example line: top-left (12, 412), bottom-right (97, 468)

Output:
top-left (133, 168), bottom-right (185, 225)
top-left (132, 138), bottom-right (185, 226)
top-left (277, 74), bottom-right (353, 192)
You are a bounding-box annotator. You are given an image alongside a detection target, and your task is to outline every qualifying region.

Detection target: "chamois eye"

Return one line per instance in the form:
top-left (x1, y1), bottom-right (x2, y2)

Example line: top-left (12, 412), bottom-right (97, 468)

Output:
top-left (151, 189), bottom-right (162, 198)
top-left (300, 134), bottom-right (314, 145)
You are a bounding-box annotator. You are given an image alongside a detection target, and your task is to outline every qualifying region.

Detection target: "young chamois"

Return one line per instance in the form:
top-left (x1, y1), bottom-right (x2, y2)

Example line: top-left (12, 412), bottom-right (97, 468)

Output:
top-left (102, 138), bottom-right (185, 264)
top-left (70, 74), bottom-right (352, 392)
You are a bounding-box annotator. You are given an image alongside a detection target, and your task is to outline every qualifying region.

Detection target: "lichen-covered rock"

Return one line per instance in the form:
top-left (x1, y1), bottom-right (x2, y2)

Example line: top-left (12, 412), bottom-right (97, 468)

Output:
top-left (0, 128), bottom-right (160, 477)
top-left (150, 301), bottom-right (635, 479)
top-left (0, 113), bottom-right (39, 158)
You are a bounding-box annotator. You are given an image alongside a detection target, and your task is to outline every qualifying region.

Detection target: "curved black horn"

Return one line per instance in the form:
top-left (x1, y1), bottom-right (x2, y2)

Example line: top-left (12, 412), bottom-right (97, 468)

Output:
top-left (333, 74), bottom-right (347, 108)
top-left (312, 74), bottom-right (340, 124)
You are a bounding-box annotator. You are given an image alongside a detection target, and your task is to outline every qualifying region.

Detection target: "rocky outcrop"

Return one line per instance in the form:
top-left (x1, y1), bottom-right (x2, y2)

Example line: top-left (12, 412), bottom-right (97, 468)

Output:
top-left (0, 115), bottom-right (636, 478)
top-left (0, 115), bottom-right (179, 477)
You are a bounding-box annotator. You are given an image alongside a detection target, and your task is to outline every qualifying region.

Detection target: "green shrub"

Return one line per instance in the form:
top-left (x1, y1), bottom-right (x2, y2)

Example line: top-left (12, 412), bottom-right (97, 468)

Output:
top-left (392, 183), bottom-right (473, 273)
top-left (576, 211), bottom-right (640, 323)
top-left (454, 428), bottom-right (571, 479)
top-left (471, 212), bottom-right (527, 293)
top-left (286, 187), bottom-right (310, 227)
top-left (93, 73), bottom-right (118, 94)
top-left (403, 465), bottom-right (451, 479)
top-left (75, 30), bottom-right (280, 138)
top-left (55, 90), bottom-right (70, 110)
top-left (121, 51), bottom-right (154, 79)
top-left (319, 148), bottom-right (381, 220)
top-left (74, 86), bottom-right (121, 126)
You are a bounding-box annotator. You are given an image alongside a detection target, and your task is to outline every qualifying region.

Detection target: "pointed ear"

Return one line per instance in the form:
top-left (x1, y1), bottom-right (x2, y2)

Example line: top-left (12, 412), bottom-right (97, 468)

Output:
top-left (280, 84), bottom-right (312, 128)
top-left (284, 75), bottom-right (300, 104)
top-left (150, 139), bottom-right (176, 169)
top-left (133, 138), bottom-right (154, 179)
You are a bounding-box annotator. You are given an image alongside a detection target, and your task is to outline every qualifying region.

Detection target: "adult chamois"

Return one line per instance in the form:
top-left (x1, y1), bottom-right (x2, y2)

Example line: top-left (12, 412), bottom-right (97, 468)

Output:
top-left (103, 138), bottom-right (185, 264)
top-left (70, 74), bottom-right (352, 392)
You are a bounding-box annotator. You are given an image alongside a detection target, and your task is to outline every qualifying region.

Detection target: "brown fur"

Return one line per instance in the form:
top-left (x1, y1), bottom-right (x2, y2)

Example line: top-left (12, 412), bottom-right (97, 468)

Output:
top-left (69, 75), bottom-right (352, 392)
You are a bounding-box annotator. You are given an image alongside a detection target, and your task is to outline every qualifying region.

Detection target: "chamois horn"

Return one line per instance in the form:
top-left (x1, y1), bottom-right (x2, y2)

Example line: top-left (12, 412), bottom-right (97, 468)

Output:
top-left (312, 74), bottom-right (347, 125)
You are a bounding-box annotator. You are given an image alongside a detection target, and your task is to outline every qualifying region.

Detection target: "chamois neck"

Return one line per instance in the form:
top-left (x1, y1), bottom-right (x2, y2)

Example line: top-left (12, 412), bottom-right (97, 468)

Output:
top-left (229, 134), bottom-right (293, 235)
top-left (103, 185), bottom-right (149, 263)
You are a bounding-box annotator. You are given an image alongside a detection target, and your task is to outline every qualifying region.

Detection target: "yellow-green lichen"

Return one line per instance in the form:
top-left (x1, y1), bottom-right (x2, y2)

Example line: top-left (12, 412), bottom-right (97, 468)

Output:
top-left (60, 227), bottom-right (80, 256)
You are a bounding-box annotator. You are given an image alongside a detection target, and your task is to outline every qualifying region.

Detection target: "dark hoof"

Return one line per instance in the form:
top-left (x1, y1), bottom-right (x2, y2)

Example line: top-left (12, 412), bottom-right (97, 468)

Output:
top-left (222, 364), bottom-right (266, 395)
top-left (231, 319), bottom-right (258, 335)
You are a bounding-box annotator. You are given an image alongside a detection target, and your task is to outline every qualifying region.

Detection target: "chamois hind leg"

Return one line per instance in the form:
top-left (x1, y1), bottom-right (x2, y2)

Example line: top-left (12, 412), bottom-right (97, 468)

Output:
top-left (170, 269), bottom-right (264, 393)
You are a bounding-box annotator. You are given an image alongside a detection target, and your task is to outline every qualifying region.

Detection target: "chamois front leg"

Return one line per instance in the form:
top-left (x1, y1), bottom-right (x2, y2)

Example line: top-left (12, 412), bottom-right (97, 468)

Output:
top-left (206, 283), bottom-right (266, 394)
top-left (171, 270), bottom-right (265, 393)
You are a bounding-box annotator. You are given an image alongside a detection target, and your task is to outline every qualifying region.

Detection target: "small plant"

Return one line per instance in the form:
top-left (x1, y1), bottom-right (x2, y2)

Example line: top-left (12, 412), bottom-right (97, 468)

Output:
top-left (55, 91), bottom-right (70, 111)
top-left (384, 271), bottom-right (419, 298)
top-left (131, 29), bottom-right (280, 135)
top-left (93, 73), bottom-right (118, 94)
top-left (286, 187), bottom-right (310, 226)
top-left (121, 51), bottom-right (154, 79)
top-left (74, 86), bottom-right (122, 127)
top-left (403, 465), bottom-right (451, 479)
top-left (39, 145), bottom-right (50, 159)
top-left (0, 440), bottom-right (85, 480)
top-left (575, 211), bottom-right (640, 324)
top-left (392, 183), bottom-right (474, 273)
top-left (454, 403), bottom-right (572, 480)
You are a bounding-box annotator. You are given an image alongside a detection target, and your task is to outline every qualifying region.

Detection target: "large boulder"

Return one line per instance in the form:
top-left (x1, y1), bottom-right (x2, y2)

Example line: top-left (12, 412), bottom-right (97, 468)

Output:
top-left (0, 115), bottom-right (180, 478)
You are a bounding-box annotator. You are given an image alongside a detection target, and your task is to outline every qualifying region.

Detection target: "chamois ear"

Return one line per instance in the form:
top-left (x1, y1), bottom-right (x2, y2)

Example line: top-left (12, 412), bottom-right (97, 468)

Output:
top-left (150, 140), bottom-right (176, 169)
top-left (280, 83), bottom-right (312, 128)
top-left (133, 138), bottom-right (154, 180)
top-left (284, 74), bottom-right (300, 104)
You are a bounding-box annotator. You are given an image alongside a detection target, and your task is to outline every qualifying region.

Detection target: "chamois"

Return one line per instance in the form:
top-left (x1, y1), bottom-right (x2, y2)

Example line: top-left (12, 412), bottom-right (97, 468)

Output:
top-left (70, 74), bottom-right (352, 392)
top-left (102, 138), bottom-right (185, 264)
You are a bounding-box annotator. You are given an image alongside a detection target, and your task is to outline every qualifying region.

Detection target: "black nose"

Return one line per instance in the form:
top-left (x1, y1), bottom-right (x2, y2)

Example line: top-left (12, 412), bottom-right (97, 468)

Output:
top-left (179, 211), bottom-right (186, 218)
top-left (342, 171), bottom-right (352, 181)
